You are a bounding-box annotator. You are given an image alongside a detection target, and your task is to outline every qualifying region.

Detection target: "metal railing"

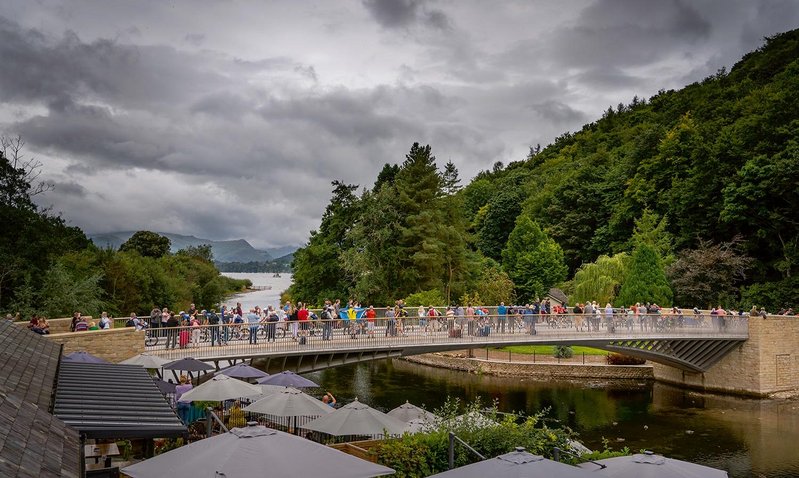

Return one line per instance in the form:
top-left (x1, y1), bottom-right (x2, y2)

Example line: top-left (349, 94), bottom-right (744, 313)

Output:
top-left (142, 313), bottom-right (749, 362)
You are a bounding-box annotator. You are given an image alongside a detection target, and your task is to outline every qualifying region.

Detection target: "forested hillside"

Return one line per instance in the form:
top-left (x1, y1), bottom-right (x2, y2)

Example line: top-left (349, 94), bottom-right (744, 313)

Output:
top-left (289, 30), bottom-right (799, 309)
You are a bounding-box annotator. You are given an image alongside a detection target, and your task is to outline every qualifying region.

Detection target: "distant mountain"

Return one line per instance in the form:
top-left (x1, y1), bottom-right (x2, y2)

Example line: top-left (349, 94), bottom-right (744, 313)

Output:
top-left (88, 231), bottom-right (299, 264)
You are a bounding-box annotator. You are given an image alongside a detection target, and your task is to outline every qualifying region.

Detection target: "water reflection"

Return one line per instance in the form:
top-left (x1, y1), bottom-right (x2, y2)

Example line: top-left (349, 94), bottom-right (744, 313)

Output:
top-left (304, 359), bottom-right (799, 478)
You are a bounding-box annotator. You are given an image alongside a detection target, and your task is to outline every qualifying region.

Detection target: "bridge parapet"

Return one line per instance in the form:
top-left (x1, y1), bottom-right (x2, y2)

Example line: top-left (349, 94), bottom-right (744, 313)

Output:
top-left (141, 313), bottom-right (748, 373)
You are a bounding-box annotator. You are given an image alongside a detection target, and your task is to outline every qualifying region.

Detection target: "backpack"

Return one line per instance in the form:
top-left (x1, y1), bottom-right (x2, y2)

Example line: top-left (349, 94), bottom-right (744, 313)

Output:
top-left (207, 313), bottom-right (220, 325)
top-left (125, 319), bottom-right (135, 327)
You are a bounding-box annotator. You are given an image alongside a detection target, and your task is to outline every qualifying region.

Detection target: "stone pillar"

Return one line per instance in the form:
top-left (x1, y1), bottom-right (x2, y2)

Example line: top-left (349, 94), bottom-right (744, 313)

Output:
top-left (652, 316), bottom-right (799, 396)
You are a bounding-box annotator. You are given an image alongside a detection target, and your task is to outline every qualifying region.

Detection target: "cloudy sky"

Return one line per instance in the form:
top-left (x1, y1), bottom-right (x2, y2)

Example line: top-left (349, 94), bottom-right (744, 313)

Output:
top-left (1, 0), bottom-right (797, 249)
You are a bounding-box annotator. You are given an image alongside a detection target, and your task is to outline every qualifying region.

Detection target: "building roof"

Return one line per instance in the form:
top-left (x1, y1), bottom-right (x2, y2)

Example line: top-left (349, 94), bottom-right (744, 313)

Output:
top-left (0, 320), bottom-right (80, 478)
top-left (54, 362), bottom-right (187, 440)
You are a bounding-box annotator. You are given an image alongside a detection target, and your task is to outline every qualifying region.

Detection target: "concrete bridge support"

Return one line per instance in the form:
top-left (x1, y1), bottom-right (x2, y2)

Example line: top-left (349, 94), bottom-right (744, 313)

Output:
top-left (652, 316), bottom-right (799, 396)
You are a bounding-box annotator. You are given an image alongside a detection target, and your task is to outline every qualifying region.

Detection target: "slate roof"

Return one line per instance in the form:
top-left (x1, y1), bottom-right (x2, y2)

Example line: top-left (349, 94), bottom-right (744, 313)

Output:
top-left (0, 320), bottom-right (80, 478)
top-left (54, 362), bottom-right (187, 440)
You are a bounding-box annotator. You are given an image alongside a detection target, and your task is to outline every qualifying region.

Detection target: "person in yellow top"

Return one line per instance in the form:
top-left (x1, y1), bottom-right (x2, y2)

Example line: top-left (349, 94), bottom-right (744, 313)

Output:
top-left (347, 306), bottom-right (358, 338)
top-left (228, 400), bottom-right (245, 428)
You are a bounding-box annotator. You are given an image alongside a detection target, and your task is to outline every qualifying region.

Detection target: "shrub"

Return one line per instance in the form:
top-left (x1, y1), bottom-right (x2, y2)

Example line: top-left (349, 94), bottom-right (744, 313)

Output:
top-left (606, 353), bottom-right (646, 365)
top-left (553, 345), bottom-right (573, 358)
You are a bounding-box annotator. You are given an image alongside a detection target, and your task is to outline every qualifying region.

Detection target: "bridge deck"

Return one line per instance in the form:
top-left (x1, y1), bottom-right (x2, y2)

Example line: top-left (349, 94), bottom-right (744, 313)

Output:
top-left (147, 315), bottom-right (748, 372)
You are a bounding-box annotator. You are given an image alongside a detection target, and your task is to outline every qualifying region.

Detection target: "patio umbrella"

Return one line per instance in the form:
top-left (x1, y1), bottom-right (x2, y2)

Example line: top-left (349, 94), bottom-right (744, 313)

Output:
top-left (153, 378), bottom-right (177, 395)
top-left (163, 357), bottom-right (214, 372)
top-left (387, 401), bottom-right (437, 423)
top-left (304, 398), bottom-right (408, 437)
top-left (244, 387), bottom-right (333, 417)
top-left (428, 447), bottom-right (597, 478)
top-left (177, 374), bottom-right (262, 402)
top-left (62, 351), bottom-right (109, 364)
top-left (248, 384), bottom-right (289, 402)
top-left (120, 353), bottom-right (171, 369)
top-left (122, 423), bottom-right (394, 478)
top-left (257, 370), bottom-right (319, 388)
top-left (578, 451), bottom-right (729, 478)
top-left (217, 363), bottom-right (269, 379)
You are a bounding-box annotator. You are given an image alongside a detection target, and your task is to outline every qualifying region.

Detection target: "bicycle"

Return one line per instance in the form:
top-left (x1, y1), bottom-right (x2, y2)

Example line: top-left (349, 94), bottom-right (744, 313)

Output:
top-left (144, 328), bottom-right (158, 347)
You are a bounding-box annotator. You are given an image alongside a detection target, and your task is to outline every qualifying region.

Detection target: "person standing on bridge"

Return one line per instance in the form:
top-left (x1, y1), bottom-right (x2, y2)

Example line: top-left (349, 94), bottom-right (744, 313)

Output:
top-left (320, 302), bottom-right (333, 341)
top-left (497, 302), bottom-right (507, 334)
top-left (149, 307), bottom-right (161, 336)
top-left (246, 308), bottom-right (260, 344)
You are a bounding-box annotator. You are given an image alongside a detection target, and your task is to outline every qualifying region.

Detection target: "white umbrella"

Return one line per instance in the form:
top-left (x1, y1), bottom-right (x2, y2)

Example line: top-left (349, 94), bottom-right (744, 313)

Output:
top-left (120, 353), bottom-right (171, 369)
top-left (178, 374), bottom-right (262, 402)
top-left (387, 401), bottom-right (438, 423)
top-left (247, 384), bottom-right (289, 402)
top-left (243, 387), bottom-right (333, 417)
top-left (428, 447), bottom-right (596, 478)
top-left (122, 423), bottom-right (394, 478)
top-left (578, 451), bottom-right (729, 478)
top-left (304, 398), bottom-right (408, 437)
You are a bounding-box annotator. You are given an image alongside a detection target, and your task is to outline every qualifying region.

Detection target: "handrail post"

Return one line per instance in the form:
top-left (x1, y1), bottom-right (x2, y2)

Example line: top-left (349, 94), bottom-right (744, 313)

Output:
top-left (448, 432), bottom-right (455, 469)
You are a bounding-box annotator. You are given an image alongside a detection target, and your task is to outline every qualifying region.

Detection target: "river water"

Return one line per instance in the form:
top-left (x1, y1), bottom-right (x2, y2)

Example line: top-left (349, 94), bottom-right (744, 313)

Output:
top-left (223, 273), bottom-right (799, 478)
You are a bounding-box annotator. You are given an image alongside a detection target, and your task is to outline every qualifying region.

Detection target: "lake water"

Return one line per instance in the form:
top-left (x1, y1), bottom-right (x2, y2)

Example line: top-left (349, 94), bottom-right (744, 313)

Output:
top-left (221, 272), bottom-right (293, 310)
top-left (225, 273), bottom-right (799, 477)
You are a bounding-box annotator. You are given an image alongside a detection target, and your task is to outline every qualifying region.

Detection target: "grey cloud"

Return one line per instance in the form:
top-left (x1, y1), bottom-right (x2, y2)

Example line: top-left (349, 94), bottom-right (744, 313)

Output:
top-left (52, 180), bottom-right (87, 198)
top-left (572, 67), bottom-right (646, 91)
top-left (363, 0), bottom-right (450, 30)
top-left (184, 33), bottom-right (205, 46)
top-left (528, 100), bottom-right (588, 125)
top-left (548, 0), bottom-right (711, 68)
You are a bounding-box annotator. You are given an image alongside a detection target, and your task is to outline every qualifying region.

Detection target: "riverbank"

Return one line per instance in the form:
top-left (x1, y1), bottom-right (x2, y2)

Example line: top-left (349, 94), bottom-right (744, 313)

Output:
top-left (402, 351), bottom-right (654, 381)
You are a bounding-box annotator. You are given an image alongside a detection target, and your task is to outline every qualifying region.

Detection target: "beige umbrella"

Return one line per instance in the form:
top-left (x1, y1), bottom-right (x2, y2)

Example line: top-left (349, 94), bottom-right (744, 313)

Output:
top-left (304, 398), bottom-right (408, 437)
top-left (243, 387), bottom-right (333, 417)
top-left (177, 374), bottom-right (262, 402)
top-left (387, 401), bottom-right (438, 423)
top-left (577, 451), bottom-right (729, 477)
top-left (120, 353), bottom-right (171, 369)
top-left (123, 423), bottom-right (394, 478)
top-left (427, 447), bottom-right (596, 478)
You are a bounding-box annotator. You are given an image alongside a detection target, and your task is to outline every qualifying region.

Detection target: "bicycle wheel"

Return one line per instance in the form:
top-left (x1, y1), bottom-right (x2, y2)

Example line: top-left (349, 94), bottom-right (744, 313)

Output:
top-left (275, 327), bottom-right (286, 339)
top-left (144, 331), bottom-right (158, 347)
top-left (200, 328), bottom-right (210, 342)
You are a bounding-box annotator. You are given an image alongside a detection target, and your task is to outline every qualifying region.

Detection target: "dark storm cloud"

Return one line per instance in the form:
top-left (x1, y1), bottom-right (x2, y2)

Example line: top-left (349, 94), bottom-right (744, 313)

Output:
top-left (51, 180), bottom-right (87, 198)
top-left (363, 0), bottom-right (450, 30)
top-left (572, 67), bottom-right (646, 91)
top-left (527, 100), bottom-right (587, 125)
top-left (548, 0), bottom-right (711, 68)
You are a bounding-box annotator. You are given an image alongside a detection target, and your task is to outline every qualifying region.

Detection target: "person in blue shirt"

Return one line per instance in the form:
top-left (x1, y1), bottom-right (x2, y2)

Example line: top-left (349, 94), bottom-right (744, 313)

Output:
top-left (497, 302), bottom-right (507, 334)
top-left (246, 309), bottom-right (260, 344)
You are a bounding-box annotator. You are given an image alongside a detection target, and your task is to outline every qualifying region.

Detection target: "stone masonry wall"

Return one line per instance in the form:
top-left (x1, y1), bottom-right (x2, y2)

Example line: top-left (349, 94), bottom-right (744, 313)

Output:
top-left (652, 316), bottom-right (799, 396)
top-left (46, 328), bottom-right (144, 363)
top-left (404, 353), bottom-right (654, 380)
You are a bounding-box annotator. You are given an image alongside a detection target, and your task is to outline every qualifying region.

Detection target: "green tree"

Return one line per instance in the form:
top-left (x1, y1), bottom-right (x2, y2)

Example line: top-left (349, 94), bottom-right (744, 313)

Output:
top-left (120, 231), bottom-right (172, 258)
top-left (616, 243), bottom-right (673, 306)
top-left (571, 253), bottom-right (630, 305)
top-left (290, 181), bottom-right (360, 305)
top-left (177, 244), bottom-right (214, 262)
top-left (475, 188), bottom-right (524, 261)
top-left (502, 215), bottom-right (567, 302)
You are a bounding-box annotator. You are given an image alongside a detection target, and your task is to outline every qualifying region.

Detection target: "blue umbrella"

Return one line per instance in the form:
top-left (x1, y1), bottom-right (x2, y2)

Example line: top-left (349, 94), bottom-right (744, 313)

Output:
top-left (62, 351), bottom-right (109, 364)
top-left (217, 363), bottom-right (269, 379)
top-left (257, 371), bottom-right (319, 388)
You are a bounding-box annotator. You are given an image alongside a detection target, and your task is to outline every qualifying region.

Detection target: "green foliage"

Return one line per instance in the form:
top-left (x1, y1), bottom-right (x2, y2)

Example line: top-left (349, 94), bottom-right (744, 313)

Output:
top-left (404, 289), bottom-right (446, 307)
top-left (372, 398), bottom-right (577, 478)
top-left (553, 345), bottom-right (573, 359)
top-left (177, 244), bottom-right (214, 262)
top-left (475, 188), bottom-right (524, 261)
top-left (469, 261), bottom-right (516, 306)
top-left (571, 253), bottom-right (629, 305)
top-left (616, 243), bottom-right (673, 307)
top-left (120, 231), bottom-right (172, 258)
top-left (502, 215), bottom-right (568, 303)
